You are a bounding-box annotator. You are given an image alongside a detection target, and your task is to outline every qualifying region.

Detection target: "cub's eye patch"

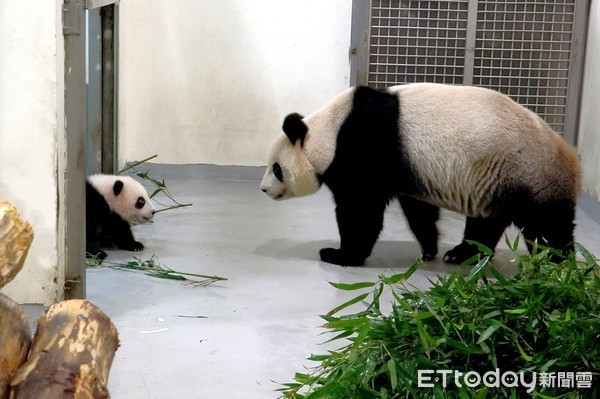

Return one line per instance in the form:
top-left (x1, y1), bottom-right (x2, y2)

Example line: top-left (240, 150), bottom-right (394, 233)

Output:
top-left (273, 162), bottom-right (283, 182)
top-left (135, 197), bottom-right (146, 209)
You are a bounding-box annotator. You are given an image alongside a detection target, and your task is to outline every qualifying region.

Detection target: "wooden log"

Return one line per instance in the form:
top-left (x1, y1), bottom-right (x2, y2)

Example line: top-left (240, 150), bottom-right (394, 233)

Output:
top-left (0, 201), bottom-right (34, 289)
top-left (9, 300), bottom-right (119, 399)
top-left (0, 294), bottom-right (31, 399)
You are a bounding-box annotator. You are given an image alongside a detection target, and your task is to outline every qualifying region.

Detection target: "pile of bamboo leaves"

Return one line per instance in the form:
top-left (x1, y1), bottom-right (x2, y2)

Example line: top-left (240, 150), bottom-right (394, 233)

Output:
top-left (279, 241), bottom-right (600, 399)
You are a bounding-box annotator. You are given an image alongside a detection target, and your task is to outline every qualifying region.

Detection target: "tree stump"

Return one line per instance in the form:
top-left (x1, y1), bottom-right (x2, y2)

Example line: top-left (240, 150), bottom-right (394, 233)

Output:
top-left (9, 300), bottom-right (119, 399)
top-left (0, 201), bottom-right (34, 289)
top-left (0, 294), bottom-right (31, 399)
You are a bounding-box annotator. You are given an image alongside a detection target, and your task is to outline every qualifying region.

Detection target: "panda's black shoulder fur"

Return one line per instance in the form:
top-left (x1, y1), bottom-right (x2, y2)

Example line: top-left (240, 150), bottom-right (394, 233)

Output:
top-left (86, 182), bottom-right (111, 229)
top-left (86, 182), bottom-right (111, 259)
top-left (321, 86), bottom-right (422, 201)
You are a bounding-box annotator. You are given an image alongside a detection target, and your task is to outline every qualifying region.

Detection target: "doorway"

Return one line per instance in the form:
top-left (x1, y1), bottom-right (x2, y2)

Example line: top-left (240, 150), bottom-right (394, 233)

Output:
top-left (86, 1), bottom-right (118, 175)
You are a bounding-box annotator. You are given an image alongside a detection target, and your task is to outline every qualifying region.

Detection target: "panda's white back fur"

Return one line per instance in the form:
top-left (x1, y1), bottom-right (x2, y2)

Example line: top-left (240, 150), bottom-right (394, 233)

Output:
top-left (88, 174), bottom-right (155, 225)
top-left (388, 83), bottom-right (579, 216)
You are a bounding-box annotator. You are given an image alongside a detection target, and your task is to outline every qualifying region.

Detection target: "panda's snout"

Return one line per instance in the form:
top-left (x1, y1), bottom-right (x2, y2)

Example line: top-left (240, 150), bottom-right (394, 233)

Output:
top-left (260, 184), bottom-right (282, 199)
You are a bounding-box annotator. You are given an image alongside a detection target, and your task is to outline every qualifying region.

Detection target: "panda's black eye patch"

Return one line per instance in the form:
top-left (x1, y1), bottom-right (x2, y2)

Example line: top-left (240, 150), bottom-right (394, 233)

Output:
top-left (273, 162), bottom-right (283, 182)
top-left (135, 197), bottom-right (146, 209)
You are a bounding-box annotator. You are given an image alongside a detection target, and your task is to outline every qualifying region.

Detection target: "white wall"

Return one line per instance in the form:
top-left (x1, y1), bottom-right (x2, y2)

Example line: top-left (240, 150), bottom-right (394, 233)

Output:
top-left (0, 2), bottom-right (63, 304)
top-left (118, 0), bottom-right (352, 166)
top-left (578, 0), bottom-right (600, 202)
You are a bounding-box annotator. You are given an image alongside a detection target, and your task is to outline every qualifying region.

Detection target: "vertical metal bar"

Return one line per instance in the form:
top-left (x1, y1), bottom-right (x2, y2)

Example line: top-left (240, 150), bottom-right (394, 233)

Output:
top-left (86, 8), bottom-right (102, 175)
top-left (463, 0), bottom-right (479, 86)
top-left (563, 0), bottom-right (589, 147)
top-left (62, 0), bottom-right (86, 299)
top-left (113, 5), bottom-right (120, 169)
top-left (350, 0), bottom-right (371, 86)
top-left (101, 4), bottom-right (117, 173)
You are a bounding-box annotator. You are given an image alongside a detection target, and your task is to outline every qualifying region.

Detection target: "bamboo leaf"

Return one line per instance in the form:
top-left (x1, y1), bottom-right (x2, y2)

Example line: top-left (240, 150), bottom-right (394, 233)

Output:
top-left (444, 337), bottom-right (485, 354)
top-left (467, 255), bottom-right (490, 281)
top-left (466, 240), bottom-right (493, 255)
top-left (488, 267), bottom-right (508, 285)
top-left (326, 293), bottom-right (369, 316)
top-left (517, 342), bottom-right (533, 362)
top-left (576, 243), bottom-right (599, 268)
top-left (504, 308), bottom-right (527, 315)
top-left (387, 359), bottom-right (398, 391)
top-left (476, 324), bottom-right (500, 345)
top-left (329, 281), bottom-right (376, 291)
top-left (322, 317), bottom-right (369, 330)
top-left (381, 261), bottom-right (420, 284)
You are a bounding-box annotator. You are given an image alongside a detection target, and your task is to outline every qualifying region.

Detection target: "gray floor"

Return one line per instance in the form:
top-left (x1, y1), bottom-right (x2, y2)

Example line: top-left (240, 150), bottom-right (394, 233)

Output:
top-left (86, 164), bottom-right (600, 399)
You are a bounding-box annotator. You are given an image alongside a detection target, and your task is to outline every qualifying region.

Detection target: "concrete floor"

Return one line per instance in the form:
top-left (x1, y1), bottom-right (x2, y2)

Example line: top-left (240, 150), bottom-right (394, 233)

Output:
top-left (86, 164), bottom-right (600, 399)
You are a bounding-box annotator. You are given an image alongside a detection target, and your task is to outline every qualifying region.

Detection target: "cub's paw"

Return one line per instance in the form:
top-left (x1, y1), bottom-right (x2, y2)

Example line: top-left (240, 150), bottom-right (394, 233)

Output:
top-left (131, 241), bottom-right (145, 252)
top-left (443, 242), bottom-right (480, 265)
top-left (118, 241), bottom-right (145, 252)
top-left (319, 248), bottom-right (364, 267)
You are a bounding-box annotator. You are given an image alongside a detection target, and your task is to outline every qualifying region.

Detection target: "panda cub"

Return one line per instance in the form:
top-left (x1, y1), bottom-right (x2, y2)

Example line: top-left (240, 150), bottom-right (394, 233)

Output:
top-left (86, 174), bottom-right (155, 259)
top-left (260, 83), bottom-right (581, 266)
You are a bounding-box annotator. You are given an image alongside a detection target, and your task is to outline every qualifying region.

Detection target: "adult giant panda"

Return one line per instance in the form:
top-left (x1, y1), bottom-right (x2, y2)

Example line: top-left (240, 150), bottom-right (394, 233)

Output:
top-left (86, 174), bottom-right (155, 259)
top-left (260, 83), bottom-right (581, 266)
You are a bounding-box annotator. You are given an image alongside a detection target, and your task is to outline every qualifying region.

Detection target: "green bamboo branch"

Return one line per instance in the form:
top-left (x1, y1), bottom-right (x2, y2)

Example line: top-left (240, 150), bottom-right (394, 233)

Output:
top-left (87, 254), bottom-right (227, 287)
top-left (116, 154), bottom-right (159, 175)
top-left (116, 154), bottom-right (193, 213)
top-left (154, 203), bottom-right (193, 214)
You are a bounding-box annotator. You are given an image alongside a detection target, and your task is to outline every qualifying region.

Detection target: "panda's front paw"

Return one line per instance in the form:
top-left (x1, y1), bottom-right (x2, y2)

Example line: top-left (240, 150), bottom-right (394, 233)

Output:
top-left (443, 242), bottom-right (480, 265)
top-left (118, 241), bottom-right (145, 252)
top-left (319, 248), bottom-right (364, 266)
top-left (131, 241), bottom-right (145, 252)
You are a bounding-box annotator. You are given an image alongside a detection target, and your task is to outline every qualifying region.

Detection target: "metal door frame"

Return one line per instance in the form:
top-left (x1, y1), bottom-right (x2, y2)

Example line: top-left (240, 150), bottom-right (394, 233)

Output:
top-left (62, 0), bottom-right (87, 299)
top-left (62, 0), bottom-right (119, 299)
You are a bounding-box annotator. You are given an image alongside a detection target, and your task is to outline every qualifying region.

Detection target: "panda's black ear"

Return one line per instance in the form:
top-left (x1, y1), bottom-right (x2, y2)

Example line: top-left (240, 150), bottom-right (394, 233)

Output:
top-left (282, 113), bottom-right (307, 146)
top-left (113, 180), bottom-right (124, 196)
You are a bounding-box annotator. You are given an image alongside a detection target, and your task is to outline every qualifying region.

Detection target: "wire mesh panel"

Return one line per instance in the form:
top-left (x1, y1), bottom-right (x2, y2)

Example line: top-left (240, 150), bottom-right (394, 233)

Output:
top-left (366, 0), bottom-right (581, 134)
top-left (369, 0), bottom-right (470, 87)
top-left (474, 1), bottom-right (574, 133)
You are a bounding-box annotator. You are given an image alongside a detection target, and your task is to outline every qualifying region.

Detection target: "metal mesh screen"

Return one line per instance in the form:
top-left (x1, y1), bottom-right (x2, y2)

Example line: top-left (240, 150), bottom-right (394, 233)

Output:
top-left (474, 1), bottom-right (574, 133)
top-left (367, 0), bottom-right (578, 134)
top-left (369, 0), bottom-right (470, 86)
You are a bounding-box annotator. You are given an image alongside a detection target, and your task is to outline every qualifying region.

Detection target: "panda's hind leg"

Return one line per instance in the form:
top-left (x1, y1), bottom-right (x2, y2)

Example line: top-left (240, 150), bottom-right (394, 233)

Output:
top-left (399, 196), bottom-right (439, 261)
top-left (444, 216), bottom-right (510, 264)
top-left (517, 198), bottom-right (576, 260)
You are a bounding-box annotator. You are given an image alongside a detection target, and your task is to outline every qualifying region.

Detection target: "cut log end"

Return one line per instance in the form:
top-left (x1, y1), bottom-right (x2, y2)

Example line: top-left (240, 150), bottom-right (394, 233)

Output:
top-left (0, 201), bottom-right (34, 289)
top-left (9, 300), bottom-right (119, 399)
top-left (0, 293), bottom-right (32, 399)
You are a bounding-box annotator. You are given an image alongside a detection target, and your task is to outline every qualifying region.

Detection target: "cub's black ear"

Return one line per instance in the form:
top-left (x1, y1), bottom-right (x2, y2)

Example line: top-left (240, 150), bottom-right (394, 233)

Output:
top-left (282, 113), bottom-right (307, 146)
top-left (113, 180), bottom-right (124, 196)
